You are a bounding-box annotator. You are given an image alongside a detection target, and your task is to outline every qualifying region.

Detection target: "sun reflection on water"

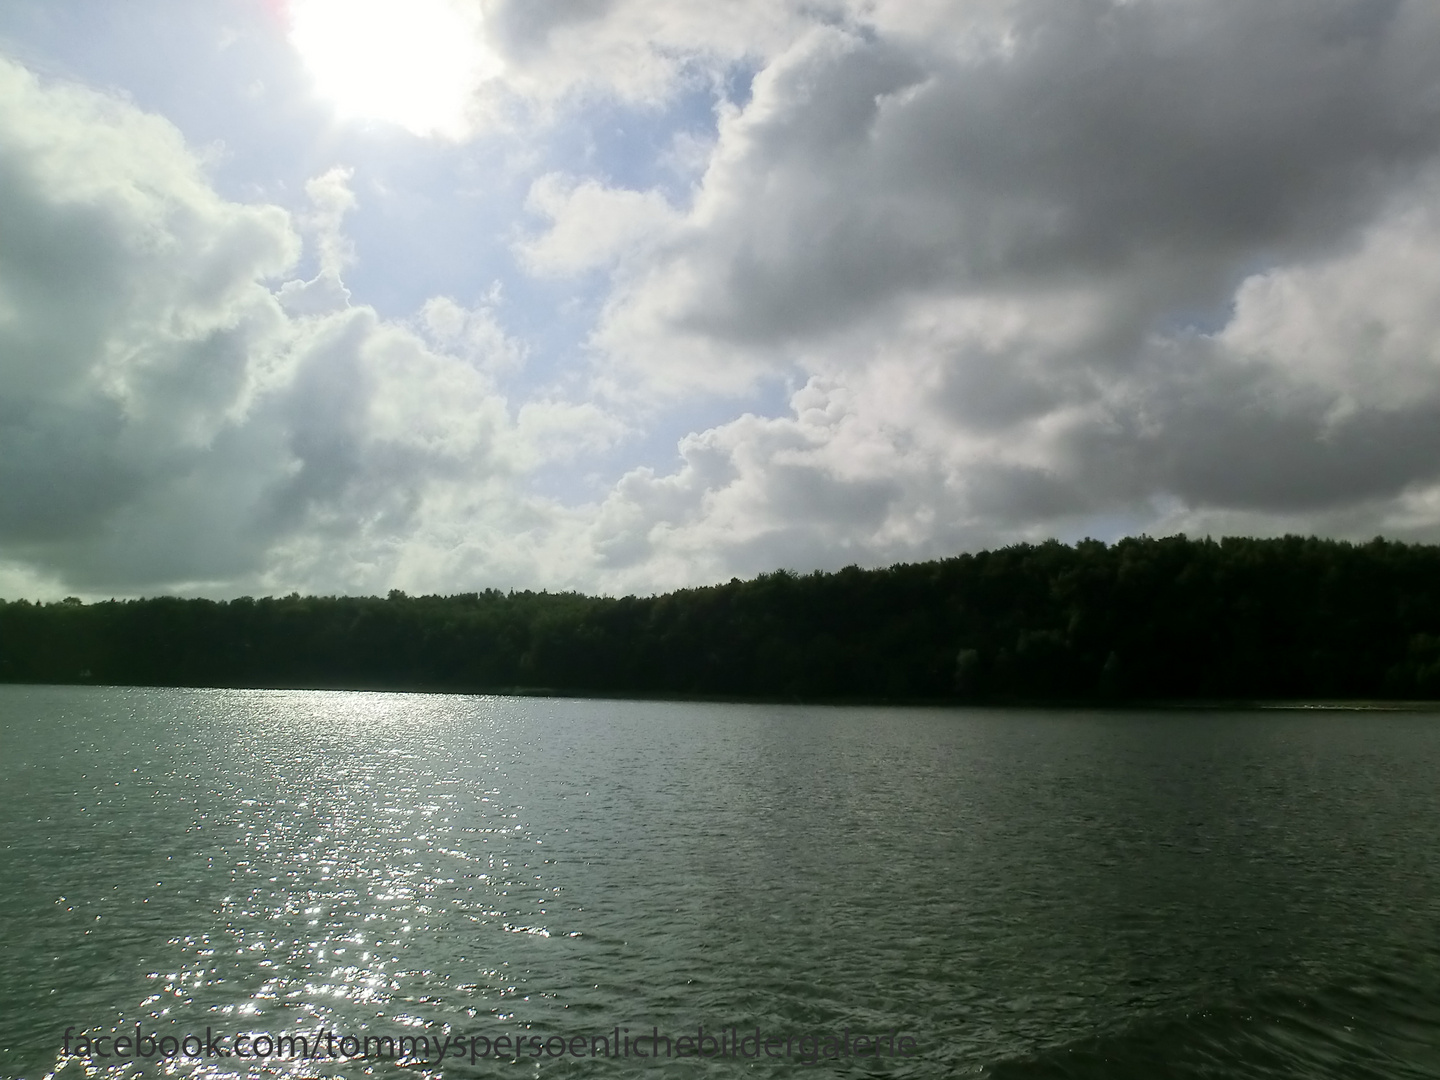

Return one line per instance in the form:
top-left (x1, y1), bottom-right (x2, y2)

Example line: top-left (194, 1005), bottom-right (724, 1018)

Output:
top-left (40, 692), bottom-right (555, 1079)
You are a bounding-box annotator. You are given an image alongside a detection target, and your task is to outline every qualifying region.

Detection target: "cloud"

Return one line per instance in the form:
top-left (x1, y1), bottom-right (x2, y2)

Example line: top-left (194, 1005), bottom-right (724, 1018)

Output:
top-left (477, 0), bottom-right (831, 108)
top-left (0, 59), bottom-right (297, 554)
top-left (13, 2), bottom-right (1440, 599)
top-left (416, 293), bottom-right (525, 377)
top-left (0, 58), bottom-right (608, 596)
top-left (523, 0), bottom-right (1440, 583)
top-left (303, 166), bottom-right (359, 275)
top-left (517, 174), bottom-right (679, 277)
top-left (588, 1), bottom-right (1440, 360)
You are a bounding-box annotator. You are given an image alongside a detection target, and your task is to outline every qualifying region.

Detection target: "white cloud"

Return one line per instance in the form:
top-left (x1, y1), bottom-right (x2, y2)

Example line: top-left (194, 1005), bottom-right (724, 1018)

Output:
top-left (0, 59), bottom-right (298, 557)
top-left (476, 0), bottom-right (834, 109)
top-left (505, 0), bottom-right (1440, 586)
top-left (302, 166), bottom-right (359, 276)
top-left (417, 294), bottom-right (525, 378)
top-left (0, 58), bottom-right (613, 596)
top-left (1218, 177), bottom-right (1440, 418)
top-left (517, 174), bottom-right (679, 277)
top-left (14, 2), bottom-right (1440, 599)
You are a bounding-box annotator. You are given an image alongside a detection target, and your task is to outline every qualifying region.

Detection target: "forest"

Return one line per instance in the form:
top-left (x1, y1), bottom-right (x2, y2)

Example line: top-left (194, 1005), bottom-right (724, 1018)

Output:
top-left (5, 534), bottom-right (1440, 703)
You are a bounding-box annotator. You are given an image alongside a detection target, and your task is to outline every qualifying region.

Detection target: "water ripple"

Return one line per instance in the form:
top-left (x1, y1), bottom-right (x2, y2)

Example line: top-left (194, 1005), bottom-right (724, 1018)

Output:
top-left (3, 689), bottom-right (1439, 1078)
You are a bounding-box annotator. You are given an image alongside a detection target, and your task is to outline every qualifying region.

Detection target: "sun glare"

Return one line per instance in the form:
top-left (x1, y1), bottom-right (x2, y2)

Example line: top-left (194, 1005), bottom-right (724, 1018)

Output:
top-left (288, 0), bottom-right (498, 137)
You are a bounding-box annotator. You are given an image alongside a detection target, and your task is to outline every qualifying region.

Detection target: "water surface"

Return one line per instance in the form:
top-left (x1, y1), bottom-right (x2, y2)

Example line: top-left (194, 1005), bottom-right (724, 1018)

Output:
top-left (2, 686), bottom-right (1438, 1077)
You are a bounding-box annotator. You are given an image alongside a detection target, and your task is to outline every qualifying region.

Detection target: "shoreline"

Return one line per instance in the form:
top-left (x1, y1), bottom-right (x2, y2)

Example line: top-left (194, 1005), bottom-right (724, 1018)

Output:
top-left (5, 680), bottom-right (1440, 712)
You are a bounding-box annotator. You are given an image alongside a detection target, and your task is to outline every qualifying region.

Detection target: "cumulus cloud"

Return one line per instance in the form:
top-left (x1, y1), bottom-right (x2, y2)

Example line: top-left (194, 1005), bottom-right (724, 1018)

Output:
top-left (12, 0), bottom-right (1440, 599)
top-left (517, 174), bottom-right (679, 278)
top-left (0, 60), bottom-right (296, 559)
top-left (477, 0), bottom-right (831, 108)
top-left (520, 0), bottom-right (1440, 582)
top-left (587, 1), bottom-right (1440, 354)
top-left (0, 59), bottom-right (612, 596)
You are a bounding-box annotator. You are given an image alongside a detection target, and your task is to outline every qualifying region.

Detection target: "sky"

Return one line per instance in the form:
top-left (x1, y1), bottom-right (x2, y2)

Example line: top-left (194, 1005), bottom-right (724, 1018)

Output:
top-left (4, 0), bottom-right (1440, 600)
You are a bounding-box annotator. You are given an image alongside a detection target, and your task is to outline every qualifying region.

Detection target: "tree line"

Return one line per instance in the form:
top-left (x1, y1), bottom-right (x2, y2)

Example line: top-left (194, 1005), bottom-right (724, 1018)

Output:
top-left (5, 534), bottom-right (1440, 702)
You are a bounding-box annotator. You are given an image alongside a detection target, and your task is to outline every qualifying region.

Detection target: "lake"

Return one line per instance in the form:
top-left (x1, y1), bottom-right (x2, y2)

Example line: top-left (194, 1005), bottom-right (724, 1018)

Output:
top-left (2, 685), bottom-right (1439, 1078)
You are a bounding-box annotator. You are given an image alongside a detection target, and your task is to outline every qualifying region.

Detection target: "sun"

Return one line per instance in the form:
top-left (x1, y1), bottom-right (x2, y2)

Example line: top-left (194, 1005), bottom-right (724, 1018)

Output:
top-left (287, 0), bottom-right (500, 137)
